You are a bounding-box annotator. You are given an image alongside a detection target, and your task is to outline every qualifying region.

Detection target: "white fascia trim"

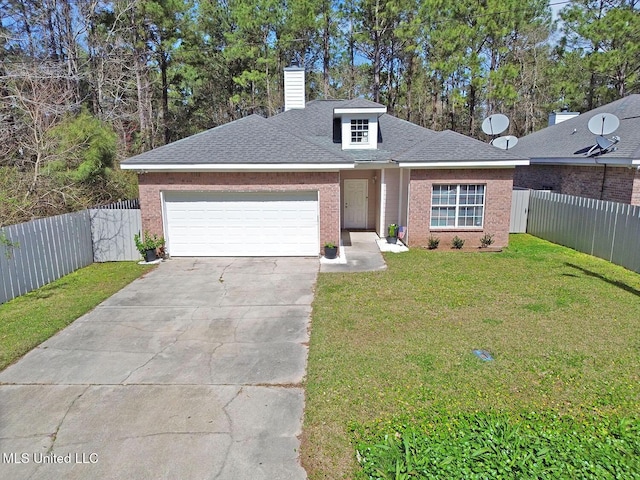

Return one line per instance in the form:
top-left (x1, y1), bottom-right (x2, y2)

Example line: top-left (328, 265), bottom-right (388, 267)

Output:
top-left (531, 157), bottom-right (632, 166)
top-left (396, 160), bottom-right (529, 168)
top-left (333, 107), bottom-right (387, 115)
top-left (121, 163), bottom-right (355, 172)
top-left (632, 159), bottom-right (640, 165)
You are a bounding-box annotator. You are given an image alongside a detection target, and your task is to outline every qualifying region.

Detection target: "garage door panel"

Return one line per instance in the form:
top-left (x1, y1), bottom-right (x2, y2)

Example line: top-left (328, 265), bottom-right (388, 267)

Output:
top-left (164, 192), bottom-right (319, 257)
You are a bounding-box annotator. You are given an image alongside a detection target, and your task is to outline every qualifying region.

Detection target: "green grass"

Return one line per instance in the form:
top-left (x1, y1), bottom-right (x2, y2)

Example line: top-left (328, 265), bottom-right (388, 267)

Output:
top-left (354, 411), bottom-right (640, 479)
top-left (0, 262), bottom-right (154, 370)
top-left (302, 234), bottom-right (640, 478)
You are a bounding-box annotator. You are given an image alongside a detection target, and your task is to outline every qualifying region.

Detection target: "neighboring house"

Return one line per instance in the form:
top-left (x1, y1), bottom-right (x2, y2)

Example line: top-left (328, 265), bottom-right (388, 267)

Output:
top-left (513, 95), bottom-right (640, 205)
top-left (121, 67), bottom-right (528, 257)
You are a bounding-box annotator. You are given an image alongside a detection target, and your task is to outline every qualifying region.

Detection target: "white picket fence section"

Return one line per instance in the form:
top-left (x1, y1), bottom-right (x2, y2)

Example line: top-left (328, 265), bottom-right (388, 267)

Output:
top-left (1, 205), bottom-right (142, 304)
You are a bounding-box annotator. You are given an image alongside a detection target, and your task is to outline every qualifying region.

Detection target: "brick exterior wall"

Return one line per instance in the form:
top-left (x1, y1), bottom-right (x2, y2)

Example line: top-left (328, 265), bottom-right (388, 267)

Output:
top-left (138, 171), bottom-right (340, 256)
top-left (514, 165), bottom-right (640, 205)
top-left (632, 170), bottom-right (640, 205)
top-left (408, 168), bottom-right (514, 248)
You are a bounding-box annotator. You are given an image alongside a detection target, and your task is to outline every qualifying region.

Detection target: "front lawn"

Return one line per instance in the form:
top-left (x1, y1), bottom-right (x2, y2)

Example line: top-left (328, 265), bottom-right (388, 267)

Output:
top-left (0, 262), bottom-right (154, 370)
top-left (302, 234), bottom-right (640, 478)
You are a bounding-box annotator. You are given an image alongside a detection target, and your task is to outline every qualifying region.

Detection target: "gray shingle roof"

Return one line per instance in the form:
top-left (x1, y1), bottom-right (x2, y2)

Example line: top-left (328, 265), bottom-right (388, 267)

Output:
top-left (122, 98), bottom-right (527, 167)
top-left (334, 98), bottom-right (387, 109)
top-left (394, 130), bottom-right (528, 163)
top-left (122, 113), bottom-right (352, 165)
top-left (512, 94), bottom-right (640, 163)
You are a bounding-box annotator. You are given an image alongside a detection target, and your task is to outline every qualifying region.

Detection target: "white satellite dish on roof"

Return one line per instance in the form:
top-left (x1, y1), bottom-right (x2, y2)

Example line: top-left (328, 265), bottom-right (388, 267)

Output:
top-left (481, 114), bottom-right (509, 136)
top-left (584, 113), bottom-right (620, 157)
top-left (482, 113), bottom-right (518, 150)
top-left (492, 135), bottom-right (519, 150)
top-left (587, 113), bottom-right (620, 136)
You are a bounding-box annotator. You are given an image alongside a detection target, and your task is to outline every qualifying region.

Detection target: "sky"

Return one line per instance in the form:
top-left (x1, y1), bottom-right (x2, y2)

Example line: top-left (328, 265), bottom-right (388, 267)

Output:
top-left (549, 0), bottom-right (569, 21)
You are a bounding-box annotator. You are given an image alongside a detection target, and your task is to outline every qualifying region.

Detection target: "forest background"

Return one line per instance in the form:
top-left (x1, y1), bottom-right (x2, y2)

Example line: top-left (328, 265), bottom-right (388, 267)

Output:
top-left (1, 0), bottom-right (638, 225)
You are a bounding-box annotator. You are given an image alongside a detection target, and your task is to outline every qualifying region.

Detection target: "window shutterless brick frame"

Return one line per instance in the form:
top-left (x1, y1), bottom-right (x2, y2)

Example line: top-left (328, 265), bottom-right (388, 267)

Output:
top-left (137, 171), bottom-right (341, 256)
top-left (408, 168), bottom-right (514, 248)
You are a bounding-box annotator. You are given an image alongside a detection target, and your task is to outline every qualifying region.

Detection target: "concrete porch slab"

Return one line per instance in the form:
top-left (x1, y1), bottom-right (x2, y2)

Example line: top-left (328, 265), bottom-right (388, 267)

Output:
top-left (320, 231), bottom-right (387, 273)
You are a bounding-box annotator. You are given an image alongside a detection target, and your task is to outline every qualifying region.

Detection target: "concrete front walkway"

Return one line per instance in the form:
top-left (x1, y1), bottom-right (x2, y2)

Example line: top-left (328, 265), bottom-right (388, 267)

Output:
top-left (0, 257), bottom-right (317, 480)
top-left (320, 231), bottom-right (388, 273)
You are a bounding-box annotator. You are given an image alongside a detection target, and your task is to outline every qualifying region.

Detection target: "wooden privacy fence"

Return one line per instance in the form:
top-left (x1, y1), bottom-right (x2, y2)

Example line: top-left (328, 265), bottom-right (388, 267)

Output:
top-left (90, 209), bottom-right (142, 262)
top-left (527, 190), bottom-right (640, 274)
top-left (0, 205), bottom-right (142, 304)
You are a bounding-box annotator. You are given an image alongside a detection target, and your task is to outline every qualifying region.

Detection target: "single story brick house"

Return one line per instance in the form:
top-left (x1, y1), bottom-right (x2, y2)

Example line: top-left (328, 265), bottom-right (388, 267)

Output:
top-left (513, 95), bottom-right (640, 205)
top-left (121, 67), bottom-right (528, 257)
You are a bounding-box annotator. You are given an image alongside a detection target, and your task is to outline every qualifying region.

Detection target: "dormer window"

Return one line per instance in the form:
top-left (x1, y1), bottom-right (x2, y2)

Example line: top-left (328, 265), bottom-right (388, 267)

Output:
top-left (351, 119), bottom-right (369, 144)
top-left (334, 101), bottom-right (387, 150)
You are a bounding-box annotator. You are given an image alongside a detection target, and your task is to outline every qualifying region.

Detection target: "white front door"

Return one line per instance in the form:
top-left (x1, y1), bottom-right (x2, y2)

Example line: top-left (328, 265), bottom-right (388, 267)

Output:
top-left (343, 179), bottom-right (368, 229)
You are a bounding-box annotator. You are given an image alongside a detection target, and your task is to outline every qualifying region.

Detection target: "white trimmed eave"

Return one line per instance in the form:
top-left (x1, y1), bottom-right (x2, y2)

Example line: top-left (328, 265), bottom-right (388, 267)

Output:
top-left (395, 160), bottom-right (530, 168)
top-left (120, 163), bottom-right (356, 172)
top-left (530, 157), bottom-right (635, 166)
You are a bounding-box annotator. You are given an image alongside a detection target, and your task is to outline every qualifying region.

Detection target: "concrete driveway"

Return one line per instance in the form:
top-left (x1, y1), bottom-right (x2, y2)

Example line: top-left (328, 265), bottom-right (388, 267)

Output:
top-left (0, 257), bottom-right (317, 479)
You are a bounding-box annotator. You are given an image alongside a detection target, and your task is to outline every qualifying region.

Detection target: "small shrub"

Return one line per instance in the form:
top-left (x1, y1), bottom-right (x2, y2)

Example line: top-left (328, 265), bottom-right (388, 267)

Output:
top-left (134, 231), bottom-right (165, 257)
top-left (479, 233), bottom-right (495, 248)
top-left (427, 235), bottom-right (440, 250)
top-left (451, 236), bottom-right (465, 249)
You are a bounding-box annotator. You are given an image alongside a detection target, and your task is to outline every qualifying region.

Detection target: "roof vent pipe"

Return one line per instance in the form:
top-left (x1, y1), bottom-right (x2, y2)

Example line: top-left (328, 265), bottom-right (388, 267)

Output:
top-left (284, 66), bottom-right (305, 111)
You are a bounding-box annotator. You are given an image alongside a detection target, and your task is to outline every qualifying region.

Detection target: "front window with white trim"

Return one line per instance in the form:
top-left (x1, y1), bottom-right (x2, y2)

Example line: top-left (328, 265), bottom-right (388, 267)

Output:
top-left (431, 184), bottom-right (485, 228)
top-left (350, 119), bottom-right (369, 144)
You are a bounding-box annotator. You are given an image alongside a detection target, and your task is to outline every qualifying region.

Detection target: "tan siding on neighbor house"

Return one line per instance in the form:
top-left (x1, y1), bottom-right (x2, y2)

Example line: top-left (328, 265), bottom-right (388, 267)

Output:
top-left (408, 169), bottom-right (514, 248)
top-left (138, 171), bottom-right (340, 255)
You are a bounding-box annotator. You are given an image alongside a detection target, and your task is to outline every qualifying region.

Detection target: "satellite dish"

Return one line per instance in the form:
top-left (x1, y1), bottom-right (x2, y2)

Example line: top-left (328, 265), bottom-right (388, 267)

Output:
top-left (596, 135), bottom-right (614, 150)
top-left (482, 114), bottom-right (509, 136)
top-left (586, 135), bottom-right (620, 157)
top-left (587, 113), bottom-right (620, 136)
top-left (492, 135), bottom-right (519, 150)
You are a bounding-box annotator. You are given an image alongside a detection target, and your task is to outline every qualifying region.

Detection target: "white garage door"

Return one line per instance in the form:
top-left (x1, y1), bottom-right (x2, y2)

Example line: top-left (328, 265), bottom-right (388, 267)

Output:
top-left (163, 191), bottom-right (319, 256)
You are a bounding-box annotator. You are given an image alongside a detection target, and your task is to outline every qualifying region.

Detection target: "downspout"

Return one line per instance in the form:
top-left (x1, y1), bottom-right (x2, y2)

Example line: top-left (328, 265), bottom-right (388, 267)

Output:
top-left (600, 164), bottom-right (607, 200)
